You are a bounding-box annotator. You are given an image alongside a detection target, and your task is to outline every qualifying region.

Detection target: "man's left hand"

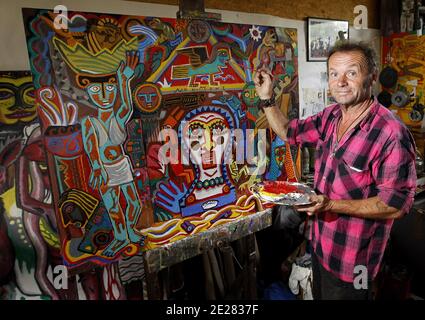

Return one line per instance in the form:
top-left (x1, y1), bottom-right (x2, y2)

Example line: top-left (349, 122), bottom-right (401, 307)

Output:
top-left (295, 195), bottom-right (333, 216)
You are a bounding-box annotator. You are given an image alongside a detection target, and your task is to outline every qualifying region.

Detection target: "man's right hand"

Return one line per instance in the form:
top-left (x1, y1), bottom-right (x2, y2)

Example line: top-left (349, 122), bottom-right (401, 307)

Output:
top-left (253, 68), bottom-right (274, 100)
top-left (252, 67), bottom-right (289, 142)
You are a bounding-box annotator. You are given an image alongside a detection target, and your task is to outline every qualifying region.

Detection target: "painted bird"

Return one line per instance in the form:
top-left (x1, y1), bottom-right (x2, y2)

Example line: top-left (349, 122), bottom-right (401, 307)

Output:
top-left (172, 45), bottom-right (230, 87)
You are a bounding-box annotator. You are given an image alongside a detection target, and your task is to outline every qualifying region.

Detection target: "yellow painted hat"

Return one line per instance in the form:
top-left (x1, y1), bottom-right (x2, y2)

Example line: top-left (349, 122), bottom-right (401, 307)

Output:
top-left (53, 36), bottom-right (139, 75)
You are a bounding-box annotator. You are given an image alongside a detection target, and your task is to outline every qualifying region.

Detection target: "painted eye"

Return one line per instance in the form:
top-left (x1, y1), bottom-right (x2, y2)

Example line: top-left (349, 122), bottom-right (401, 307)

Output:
top-left (26, 88), bottom-right (35, 98)
top-left (105, 85), bottom-right (115, 91)
top-left (215, 136), bottom-right (225, 145)
top-left (23, 88), bottom-right (35, 104)
top-left (0, 90), bottom-right (13, 100)
top-left (191, 141), bottom-right (200, 151)
top-left (89, 85), bottom-right (100, 93)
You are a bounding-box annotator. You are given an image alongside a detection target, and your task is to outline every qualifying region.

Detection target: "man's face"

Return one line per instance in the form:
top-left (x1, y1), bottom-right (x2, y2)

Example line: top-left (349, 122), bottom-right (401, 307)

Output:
top-left (328, 51), bottom-right (373, 107)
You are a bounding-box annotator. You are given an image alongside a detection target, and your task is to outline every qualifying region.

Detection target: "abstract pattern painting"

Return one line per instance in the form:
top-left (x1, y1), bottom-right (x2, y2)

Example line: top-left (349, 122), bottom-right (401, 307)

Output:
top-left (22, 8), bottom-right (299, 270)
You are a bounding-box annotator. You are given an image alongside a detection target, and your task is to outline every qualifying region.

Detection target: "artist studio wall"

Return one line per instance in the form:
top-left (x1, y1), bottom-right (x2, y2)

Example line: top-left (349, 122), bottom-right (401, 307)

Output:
top-left (129, 0), bottom-right (381, 29)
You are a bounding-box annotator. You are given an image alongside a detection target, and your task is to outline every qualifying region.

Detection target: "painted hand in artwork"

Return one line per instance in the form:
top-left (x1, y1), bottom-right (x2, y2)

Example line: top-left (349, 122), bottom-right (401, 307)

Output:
top-left (118, 50), bottom-right (139, 81)
top-left (89, 160), bottom-right (109, 189)
top-left (154, 180), bottom-right (188, 214)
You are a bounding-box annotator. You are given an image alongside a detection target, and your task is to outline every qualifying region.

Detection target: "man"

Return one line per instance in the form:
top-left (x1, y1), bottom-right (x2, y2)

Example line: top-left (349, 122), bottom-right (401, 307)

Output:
top-left (253, 42), bottom-right (417, 300)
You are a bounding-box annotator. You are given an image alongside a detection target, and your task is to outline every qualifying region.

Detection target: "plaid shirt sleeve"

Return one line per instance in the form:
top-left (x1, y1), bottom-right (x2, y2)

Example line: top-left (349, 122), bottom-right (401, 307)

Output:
top-left (372, 129), bottom-right (417, 215)
top-left (286, 111), bottom-right (324, 148)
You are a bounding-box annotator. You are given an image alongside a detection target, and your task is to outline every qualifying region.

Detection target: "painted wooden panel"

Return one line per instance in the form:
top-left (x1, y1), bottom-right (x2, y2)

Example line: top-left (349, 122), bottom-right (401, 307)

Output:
top-left (22, 8), bottom-right (300, 271)
top-left (0, 71), bottom-right (146, 300)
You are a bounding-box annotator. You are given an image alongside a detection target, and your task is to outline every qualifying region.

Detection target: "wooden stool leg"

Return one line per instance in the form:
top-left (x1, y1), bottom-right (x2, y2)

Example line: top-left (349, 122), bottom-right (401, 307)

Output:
top-left (246, 234), bottom-right (258, 299)
top-left (143, 253), bottom-right (162, 300)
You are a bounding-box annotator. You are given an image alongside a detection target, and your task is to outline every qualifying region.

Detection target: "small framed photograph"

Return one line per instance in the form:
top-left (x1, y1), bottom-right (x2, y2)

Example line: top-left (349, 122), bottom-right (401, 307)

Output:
top-left (307, 17), bottom-right (349, 62)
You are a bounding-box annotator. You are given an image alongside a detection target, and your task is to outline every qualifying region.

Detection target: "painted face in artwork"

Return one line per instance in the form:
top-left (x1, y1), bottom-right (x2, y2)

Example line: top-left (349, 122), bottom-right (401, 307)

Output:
top-left (263, 29), bottom-right (277, 47)
top-left (91, 17), bottom-right (121, 50)
top-left (242, 83), bottom-right (259, 107)
top-left (134, 84), bottom-right (161, 113)
top-left (86, 83), bottom-right (117, 109)
top-left (184, 112), bottom-right (231, 171)
top-left (217, 49), bottom-right (230, 67)
top-left (0, 75), bottom-right (36, 125)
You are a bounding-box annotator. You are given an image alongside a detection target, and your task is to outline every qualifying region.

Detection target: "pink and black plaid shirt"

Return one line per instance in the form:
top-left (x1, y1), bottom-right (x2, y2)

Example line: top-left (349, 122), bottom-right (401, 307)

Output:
top-left (286, 98), bottom-right (417, 282)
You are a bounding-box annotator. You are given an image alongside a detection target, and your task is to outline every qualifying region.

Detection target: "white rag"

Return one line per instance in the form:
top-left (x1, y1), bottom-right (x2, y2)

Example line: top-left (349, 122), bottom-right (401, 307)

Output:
top-left (289, 262), bottom-right (313, 300)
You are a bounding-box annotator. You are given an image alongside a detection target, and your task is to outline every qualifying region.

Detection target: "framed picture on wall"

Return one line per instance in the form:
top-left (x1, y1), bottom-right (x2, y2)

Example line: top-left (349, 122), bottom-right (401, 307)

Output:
top-left (307, 17), bottom-right (349, 61)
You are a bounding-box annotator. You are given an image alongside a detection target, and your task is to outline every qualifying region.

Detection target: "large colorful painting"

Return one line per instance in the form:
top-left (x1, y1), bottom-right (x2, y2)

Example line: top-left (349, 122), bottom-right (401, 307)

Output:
top-left (22, 9), bottom-right (300, 270)
top-left (0, 71), bottom-right (147, 300)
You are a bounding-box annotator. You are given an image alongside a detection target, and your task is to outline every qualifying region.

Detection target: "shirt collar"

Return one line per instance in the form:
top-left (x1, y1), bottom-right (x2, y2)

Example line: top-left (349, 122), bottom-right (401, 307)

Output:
top-left (330, 96), bottom-right (378, 132)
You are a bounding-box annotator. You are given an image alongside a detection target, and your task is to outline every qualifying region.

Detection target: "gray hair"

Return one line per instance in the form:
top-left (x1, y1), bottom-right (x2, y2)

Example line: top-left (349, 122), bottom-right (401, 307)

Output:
top-left (327, 41), bottom-right (378, 76)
